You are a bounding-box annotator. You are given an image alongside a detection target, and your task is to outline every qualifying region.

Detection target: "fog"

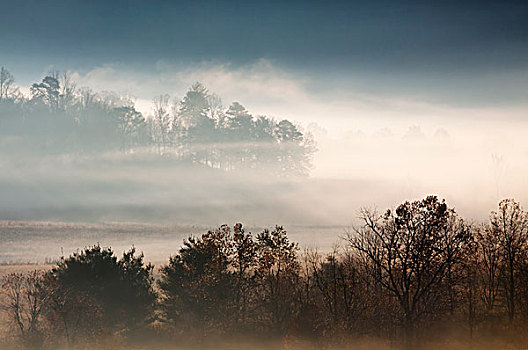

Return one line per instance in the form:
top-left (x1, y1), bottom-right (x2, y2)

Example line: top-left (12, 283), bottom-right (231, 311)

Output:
top-left (2, 62), bottom-right (528, 231)
top-left (3, 130), bottom-right (524, 226)
top-left (3, 1), bottom-right (528, 348)
top-left (1, 60), bottom-right (528, 268)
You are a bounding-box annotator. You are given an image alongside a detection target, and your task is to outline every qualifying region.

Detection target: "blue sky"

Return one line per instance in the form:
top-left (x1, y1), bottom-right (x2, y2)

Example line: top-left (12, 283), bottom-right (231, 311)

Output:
top-left (1, 0), bottom-right (527, 107)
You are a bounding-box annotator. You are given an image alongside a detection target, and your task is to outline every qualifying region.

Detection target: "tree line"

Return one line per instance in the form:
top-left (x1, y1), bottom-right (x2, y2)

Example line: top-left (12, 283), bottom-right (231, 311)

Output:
top-left (3, 196), bottom-right (528, 349)
top-left (0, 67), bottom-right (315, 175)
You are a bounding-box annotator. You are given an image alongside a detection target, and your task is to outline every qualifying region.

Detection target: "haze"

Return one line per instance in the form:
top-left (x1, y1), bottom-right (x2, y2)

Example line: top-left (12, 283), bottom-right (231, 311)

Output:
top-left (3, 2), bottom-right (528, 350)
top-left (1, 0), bottom-right (527, 234)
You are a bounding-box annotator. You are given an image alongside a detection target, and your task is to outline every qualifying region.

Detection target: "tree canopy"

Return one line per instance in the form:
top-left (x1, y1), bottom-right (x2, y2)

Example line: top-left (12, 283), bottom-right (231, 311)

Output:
top-left (0, 68), bottom-right (315, 175)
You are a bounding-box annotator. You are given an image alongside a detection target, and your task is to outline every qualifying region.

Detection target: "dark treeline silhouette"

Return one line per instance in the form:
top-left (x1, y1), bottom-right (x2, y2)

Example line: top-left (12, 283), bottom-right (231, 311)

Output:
top-left (0, 67), bottom-right (315, 175)
top-left (2, 196), bottom-right (528, 349)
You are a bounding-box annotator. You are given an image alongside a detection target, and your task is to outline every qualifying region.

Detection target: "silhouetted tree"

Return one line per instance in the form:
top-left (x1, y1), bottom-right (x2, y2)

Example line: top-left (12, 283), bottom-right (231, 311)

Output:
top-left (490, 198), bottom-right (528, 324)
top-left (307, 248), bottom-right (366, 335)
top-left (158, 224), bottom-right (301, 339)
top-left (255, 226), bottom-right (300, 336)
top-left (350, 196), bottom-right (471, 347)
top-left (1, 271), bottom-right (45, 350)
top-left (4, 206), bottom-right (528, 348)
top-left (231, 223), bottom-right (257, 325)
top-left (42, 245), bottom-right (155, 345)
top-left (476, 223), bottom-right (502, 317)
top-left (158, 226), bottom-right (236, 336)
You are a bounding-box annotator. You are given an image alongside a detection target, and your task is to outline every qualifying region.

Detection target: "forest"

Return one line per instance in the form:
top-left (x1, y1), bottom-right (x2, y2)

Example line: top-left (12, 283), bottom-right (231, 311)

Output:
top-left (2, 196), bottom-right (528, 349)
top-left (0, 67), bottom-right (315, 176)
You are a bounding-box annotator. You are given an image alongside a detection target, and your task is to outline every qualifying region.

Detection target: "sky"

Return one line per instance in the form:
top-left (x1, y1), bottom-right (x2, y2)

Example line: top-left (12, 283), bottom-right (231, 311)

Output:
top-left (1, 0), bottom-right (528, 224)
top-left (1, 0), bottom-right (527, 106)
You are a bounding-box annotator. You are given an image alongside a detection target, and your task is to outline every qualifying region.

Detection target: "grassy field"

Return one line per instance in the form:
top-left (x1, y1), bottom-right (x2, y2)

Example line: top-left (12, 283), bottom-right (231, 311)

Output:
top-left (0, 220), bottom-right (344, 266)
top-left (0, 220), bottom-right (213, 265)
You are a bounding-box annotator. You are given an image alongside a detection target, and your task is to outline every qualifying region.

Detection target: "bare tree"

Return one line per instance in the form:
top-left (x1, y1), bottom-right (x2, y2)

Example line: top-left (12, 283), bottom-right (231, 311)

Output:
top-left (59, 71), bottom-right (77, 112)
top-left (349, 196), bottom-right (470, 347)
top-left (475, 224), bottom-right (502, 316)
top-left (490, 198), bottom-right (528, 324)
top-left (1, 271), bottom-right (45, 349)
top-left (152, 94), bottom-right (172, 155)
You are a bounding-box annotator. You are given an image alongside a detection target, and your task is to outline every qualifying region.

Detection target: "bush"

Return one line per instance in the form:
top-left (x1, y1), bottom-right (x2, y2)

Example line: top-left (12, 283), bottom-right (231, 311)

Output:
top-left (41, 245), bottom-right (156, 345)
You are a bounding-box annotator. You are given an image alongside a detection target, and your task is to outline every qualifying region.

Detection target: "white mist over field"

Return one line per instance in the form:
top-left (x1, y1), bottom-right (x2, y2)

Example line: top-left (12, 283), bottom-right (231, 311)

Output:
top-left (6, 61), bottom-right (527, 225)
top-left (1, 59), bottom-right (527, 267)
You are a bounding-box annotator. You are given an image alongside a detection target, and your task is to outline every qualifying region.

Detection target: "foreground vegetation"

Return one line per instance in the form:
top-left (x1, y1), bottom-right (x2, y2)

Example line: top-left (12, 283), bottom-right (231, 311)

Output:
top-left (2, 196), bottom-right (528, 349)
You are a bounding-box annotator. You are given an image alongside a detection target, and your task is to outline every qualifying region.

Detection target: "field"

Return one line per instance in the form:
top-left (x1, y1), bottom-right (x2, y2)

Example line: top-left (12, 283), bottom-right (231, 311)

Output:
top-left (0, 220), bottom-right (344, 266)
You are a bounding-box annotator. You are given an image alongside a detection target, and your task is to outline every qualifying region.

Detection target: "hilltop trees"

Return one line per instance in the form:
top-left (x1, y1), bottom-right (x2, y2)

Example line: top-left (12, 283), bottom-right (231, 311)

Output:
top-left (0, 66), bottom-right (18, 102)
top-left (151, 94), bottom-right (172, 155)
top-left (166, 83), bottom-right (314, 174)
top-left (113, 105), bottom-right (146, 151)
top-left (31, 75), bottom-right (61, 111)
top-left (0, 67), bottom-right (315, 175)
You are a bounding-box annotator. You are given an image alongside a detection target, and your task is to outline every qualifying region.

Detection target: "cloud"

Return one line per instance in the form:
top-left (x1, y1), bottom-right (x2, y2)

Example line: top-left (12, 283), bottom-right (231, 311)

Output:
top-left (67, 61), bottom-right (528, 130)
top-left (69, 60), bottom-right (308, 117)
